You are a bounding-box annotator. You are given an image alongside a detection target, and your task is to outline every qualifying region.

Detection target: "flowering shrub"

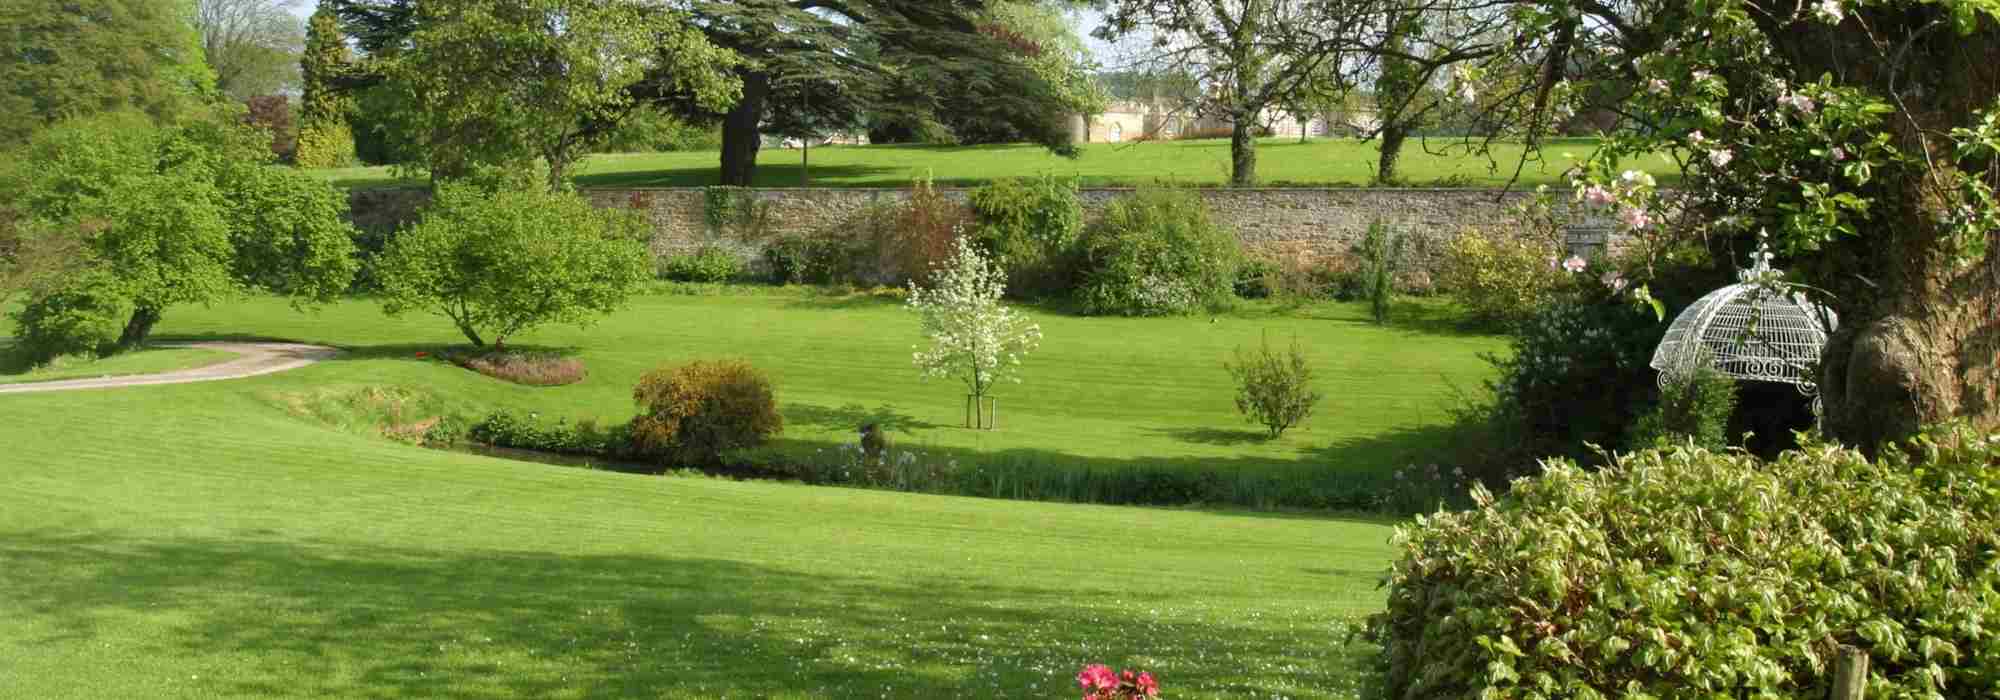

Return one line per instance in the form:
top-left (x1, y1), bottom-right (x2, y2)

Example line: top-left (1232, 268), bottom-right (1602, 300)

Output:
top-left (1074, 188), bottom-right (1240, 316)
top-left (629, 359), bottom-right (783, 466)
top-left (1372, 423), bottom-right (2000, 698)
top-left (1076, 664), bottom-right (1160, 699)
top-left (907, 236), bottom-right (1042, 411)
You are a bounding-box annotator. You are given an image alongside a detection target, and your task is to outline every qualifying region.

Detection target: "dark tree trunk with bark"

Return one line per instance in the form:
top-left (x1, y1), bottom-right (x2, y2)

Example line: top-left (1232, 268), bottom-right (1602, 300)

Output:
top-left (1230, 117), bottom-right (1257, 187)
top-left (1377, 122), bottom-right (1408, 184)
top-left (1752, 7), bottom-right (2000, 448)
top-left (118, 306), bottom-right (162, 349)
top-left (719, 70), bottom-right (769, 187)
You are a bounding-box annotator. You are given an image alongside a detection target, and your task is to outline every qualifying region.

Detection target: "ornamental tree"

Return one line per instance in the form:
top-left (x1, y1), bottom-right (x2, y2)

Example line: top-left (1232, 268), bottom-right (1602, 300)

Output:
top-left (907, 235), bottom-right (1043, 411)
top-left (294, 2), bottom-right (354, 168)
top-left (374, 183), bottom-right (652, 348)
top-left (1471, 0), bottom-right (2000, 449)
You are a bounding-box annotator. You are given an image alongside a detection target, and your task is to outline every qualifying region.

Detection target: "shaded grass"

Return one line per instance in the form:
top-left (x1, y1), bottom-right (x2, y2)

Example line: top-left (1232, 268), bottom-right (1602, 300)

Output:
top-left (0, 381), bottom-right (1395, 697)
top-left (0, 344), bottom-right (234, 384)
top-left (310, 136), bottom-right (1676, 190)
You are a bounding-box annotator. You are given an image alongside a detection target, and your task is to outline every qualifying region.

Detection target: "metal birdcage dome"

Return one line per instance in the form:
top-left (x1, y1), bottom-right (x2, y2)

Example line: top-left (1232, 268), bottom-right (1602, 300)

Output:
top-left (1649, 241), bottom-right (1839, 392)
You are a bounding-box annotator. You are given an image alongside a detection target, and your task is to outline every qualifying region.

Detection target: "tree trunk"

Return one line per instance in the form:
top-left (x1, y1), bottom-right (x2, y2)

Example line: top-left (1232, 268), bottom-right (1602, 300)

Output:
top-left (118, 306), bottom-right (162, 349)
top-left (1755, 7), bottom-right (2000, 449)
top-left (1230, 117), bottom-right (1257, 187)
top-left (719, 70), bottom-right (769, 187)
top-left (1377, 122), bottom-right (1408, 185)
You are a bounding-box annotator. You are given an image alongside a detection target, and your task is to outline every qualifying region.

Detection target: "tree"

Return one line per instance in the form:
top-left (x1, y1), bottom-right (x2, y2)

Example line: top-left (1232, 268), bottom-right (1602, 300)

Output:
top-left (907, 236), bottom-right (1042, 427)
top-left (0, 0), bottom-right (216, 145)
top-left (243, 94), bottom-right (295, 160)
top-left (195, 0), bottom-right (306, 100)
top-left (2, 111), bottom-right (360, 347)
top-left (0, 218), bottom-right (92, 310)
top-left (295, 2), bottom-right (355, 168)
top-left (1493, 0), bottom-right (2000, 449)
top-left (374, 183), bottom-right (652, 348)
top-left (373, 0), bottom-right (738, 190)
top-left (1095, 0), bottom-right (1369, 186)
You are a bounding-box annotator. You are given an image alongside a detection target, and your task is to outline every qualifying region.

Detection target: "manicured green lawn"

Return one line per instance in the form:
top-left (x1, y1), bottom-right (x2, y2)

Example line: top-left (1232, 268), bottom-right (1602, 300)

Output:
top-left (0, 354), bottom-right (1397, 697)
top-left (312, 136), bottom-right (1672, 189)
top-left (0, 344), bottom-right (232, 383)
top-left (107, 289), bottom-right (1502, 486)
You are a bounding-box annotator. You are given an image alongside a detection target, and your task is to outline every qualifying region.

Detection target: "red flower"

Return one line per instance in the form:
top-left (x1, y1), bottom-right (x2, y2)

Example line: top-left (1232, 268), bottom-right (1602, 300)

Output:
top-left (415, 351), bottom-right (430, 358)
top-left (1136, 671), bottom-right (1159, 697)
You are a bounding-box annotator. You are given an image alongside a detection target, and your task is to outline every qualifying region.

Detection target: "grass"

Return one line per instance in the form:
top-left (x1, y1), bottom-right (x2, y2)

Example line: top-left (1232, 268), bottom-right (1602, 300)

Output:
top-left (0, 344), bottom-right (234, 384)
top-left (104, 288), bottom-right (1503, 488)
top-left (311, 136), bottom-right (1676, 190)
top-left (0, 350), bottom-right (1399, 697)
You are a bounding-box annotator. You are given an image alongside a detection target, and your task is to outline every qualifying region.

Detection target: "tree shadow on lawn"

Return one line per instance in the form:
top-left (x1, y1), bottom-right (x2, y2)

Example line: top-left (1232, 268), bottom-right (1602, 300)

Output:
top-left (0, 530), bottom-right (1374, 698)
top-left (152, 334), bottom-right (588, 366)
top-left (1144, 426), bottom-right (1272, 447)
top-left (786, 401), bottom-right (940, 435)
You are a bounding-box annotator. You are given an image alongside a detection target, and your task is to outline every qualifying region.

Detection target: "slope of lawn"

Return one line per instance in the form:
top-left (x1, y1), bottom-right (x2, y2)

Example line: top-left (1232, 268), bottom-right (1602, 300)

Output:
top-left (0, 344), bottom-right (233, 384)
top-left (112, 289), bottom-right (1503, 487)
top-left (312, 136), bottom-right (1672, 190)
top-left (0, 368), bottom-right (1397, 697)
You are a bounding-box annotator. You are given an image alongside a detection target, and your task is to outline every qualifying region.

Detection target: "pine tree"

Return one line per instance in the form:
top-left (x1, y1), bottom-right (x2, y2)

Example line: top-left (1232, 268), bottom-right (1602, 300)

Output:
top-left (294, 2), bottom-right (354, 168)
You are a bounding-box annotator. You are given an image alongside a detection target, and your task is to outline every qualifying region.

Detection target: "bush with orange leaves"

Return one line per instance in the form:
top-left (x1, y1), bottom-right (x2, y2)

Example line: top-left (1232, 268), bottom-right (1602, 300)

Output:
top-left (629, 359), bottom-right (783, 466)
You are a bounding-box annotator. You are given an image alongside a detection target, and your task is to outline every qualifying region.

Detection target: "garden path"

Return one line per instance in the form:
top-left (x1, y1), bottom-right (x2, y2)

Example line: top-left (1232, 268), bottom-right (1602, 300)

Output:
top-left (0, 342), bottom-right (338, 394)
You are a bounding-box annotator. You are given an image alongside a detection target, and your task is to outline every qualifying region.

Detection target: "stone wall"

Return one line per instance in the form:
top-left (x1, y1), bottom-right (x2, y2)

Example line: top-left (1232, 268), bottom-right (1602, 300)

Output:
top-left (347, 186), bottom-right (1579, 289)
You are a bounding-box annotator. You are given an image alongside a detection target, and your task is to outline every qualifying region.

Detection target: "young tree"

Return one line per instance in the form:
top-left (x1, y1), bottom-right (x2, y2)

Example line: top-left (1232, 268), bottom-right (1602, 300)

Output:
top-left (3, 112), bottom-right (360, 347)
top-left (374, 0), bottom-right (738, 190)
top-left (907, 236), bottom-right (1043, 427)
top-left (1494, 0), bottom-right (2000, 449)
top-left (0, 0), bottom-right (216, 145)
top-left (295, 1), bottom-right (355, 168)
top-left (374, 183), bottom-right (652, 348)
top-left (195, 0), bottom-right (306, 100)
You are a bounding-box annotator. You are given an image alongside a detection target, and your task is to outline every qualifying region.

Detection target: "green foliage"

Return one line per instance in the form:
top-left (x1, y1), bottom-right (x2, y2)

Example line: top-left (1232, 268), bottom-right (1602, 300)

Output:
top-left (1481, 294), bottom-right (1664, 467)
top-left (599, 105), bottom-right (722, 153)
top-left (629, 359), bottom-right (784, 466)
top-left (659, 246), bottom-right (746, 283)
top-left (0, 0), bottom-right (213, 146)
top-left (294, 3), bottom-right (354, 169)
top-left (967, 174), bottom-right (1083, 298)
top-left (761, 235), bottom-right (866, 286)
top-left (1356, 220), bottom-right (1404, 324)
top-left (10, 272), bottom-right (128, 363)
top-left (470, 410), bottom-right (627, 456)
top-left (3, 111), bottom-right (359, 345)
top-left (700, 186), bottom-right (771, 239)
top-left (872, 178), bottom-right (970, 287)
top-left (1372, 423), bottom-right (2000, 698)
top-left (1074, 188), bottom-right (1240, 316)
top-left (374, 183), bottom-right (653, 347)
top-left (1438, 226), bottom-right (1566, 329)
top-left (373, 0), bottom-right (738, 186)
top-left (1628, 366), bottom-right (1739, 451)
top-left (1223, 334), bottom-right (1322, 438)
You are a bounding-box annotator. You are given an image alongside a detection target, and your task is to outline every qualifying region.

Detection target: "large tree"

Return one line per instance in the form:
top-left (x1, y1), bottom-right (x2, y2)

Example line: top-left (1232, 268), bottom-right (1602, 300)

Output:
top-left (1485, 0), bottom-right (2000, 449)
top-left (195, 0), bottom-right (306, 100)
top-left (1095, 0), bottom-right (1370, 186)
top-left (0, 0), bottom-right (216, 145)
top-left (295, 1), bottom-right (355, 168)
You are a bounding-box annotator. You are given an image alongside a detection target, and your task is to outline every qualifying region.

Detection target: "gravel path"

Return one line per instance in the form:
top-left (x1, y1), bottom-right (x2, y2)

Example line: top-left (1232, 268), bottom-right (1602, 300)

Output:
top-left (0, 342), bottom-right (339, 394)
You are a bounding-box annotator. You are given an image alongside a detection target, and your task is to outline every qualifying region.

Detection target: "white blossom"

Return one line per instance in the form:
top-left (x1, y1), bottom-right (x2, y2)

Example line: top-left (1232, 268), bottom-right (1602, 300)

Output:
top-left (1816, 0), bottom-right (1845, 23)
top-left (907, 234), bottom-right (1042, 399)
top-left (1708, 149), bottom-right (1734, 168)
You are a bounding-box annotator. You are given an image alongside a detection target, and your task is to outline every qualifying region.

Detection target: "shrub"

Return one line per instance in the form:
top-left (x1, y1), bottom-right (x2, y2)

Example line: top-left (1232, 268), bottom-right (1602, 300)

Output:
top-left (1075, 188), bottom-right (1240, 316)
top-left (1223, 334), bottom-right (1322, 438)
top-left (470, 410), bottom-right (626, 456)
top-left (445, 349), bottom-right (588, 386)
top-left (873, 178), bottom-right (969, 287)
top-left (967, 174), bottom-right (1083, 298)
top-left (1437, 226), bottom-right (1566, 329)
top-left (1233, 257), bottom-right (1279, 299)
top-left (1627, 365), bottom-right (1738, 451)
top-left (1356, 220), bottom-right (1404, 324)
top-left (1371, 423), bottom-right (2000, 699)
top-left (375, 182), bottom-right (652, 347)
top-left (629, 359), bottom-right (783, 465)
top-left (10, 273), bottom-right (128, 363)
top-left (761, 234), bottom-right (866, 286)
top-left (658, 246), bottom-right (745, 283)
top-left (1481, 293), bottom-right (1664, 467)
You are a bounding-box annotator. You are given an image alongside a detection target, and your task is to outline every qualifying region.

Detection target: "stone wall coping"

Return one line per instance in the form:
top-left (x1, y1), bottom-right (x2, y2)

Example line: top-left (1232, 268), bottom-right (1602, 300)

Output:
top-left (353, 185), bottom-right (1547, 195)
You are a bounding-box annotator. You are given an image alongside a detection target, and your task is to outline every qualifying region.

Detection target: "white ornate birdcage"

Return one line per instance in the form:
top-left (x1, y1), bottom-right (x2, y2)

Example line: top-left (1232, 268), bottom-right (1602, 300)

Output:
top-left (1649, 239), bottom-right (1838, 394)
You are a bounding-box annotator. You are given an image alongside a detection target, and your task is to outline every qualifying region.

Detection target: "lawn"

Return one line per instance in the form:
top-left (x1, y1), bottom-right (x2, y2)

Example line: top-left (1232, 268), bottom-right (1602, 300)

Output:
top-left (104, 289), bottom-right (1502, 494)
top-left (0, 296), bottom-right (1405, 696)
top-left (0, 344), bottom-right (233, 384)
top-left (312, 136), bottom-right (1673, 190)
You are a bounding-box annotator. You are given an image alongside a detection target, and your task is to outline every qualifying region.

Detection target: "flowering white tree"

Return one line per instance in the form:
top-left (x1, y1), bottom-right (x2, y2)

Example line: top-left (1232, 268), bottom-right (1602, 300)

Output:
top-left (908, 235), bottom-right (1042, 425)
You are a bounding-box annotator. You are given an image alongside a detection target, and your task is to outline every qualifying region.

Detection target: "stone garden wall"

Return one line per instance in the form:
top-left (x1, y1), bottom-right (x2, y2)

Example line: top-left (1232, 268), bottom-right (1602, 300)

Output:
top-left (348, 186), bottom-right (1589, 288)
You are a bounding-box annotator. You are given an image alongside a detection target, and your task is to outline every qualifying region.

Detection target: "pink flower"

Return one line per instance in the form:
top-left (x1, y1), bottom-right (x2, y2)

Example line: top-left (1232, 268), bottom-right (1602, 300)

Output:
top-left (1136, 672), bottom-right (1160, 697)
top-left (1831, 146), bottom-right (1847, 161)
top-left (1689, 130), bottom-right (1707, 145)
top-left (1581, 185), bottom-right (1615, 209)
top-left (1562, 256), bottom-right (1588, 274)
top-left (1780, 92), bottom-right (1817, 114)
top-left (1619, 206), bottom-right (1654, 231)
top-left (1077, 664), bottom-right (1118, 692)
top-left (1708, 149), bottom-right (1734, 168)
